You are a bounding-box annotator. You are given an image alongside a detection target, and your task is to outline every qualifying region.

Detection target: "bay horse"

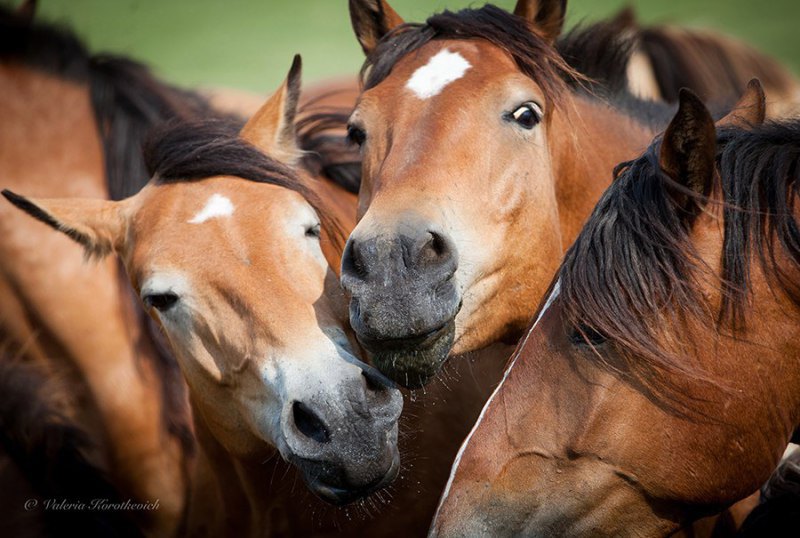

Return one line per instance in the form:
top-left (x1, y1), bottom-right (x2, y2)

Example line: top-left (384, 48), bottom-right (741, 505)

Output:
top-left (4, 58), bottom-right (407, 536)
top-left (342, 0), bottom-right (679, 388)
top-left (0, 5), bottom-right (362, 534)
top-left (432, 90), bottom-right (800, 537)
top-left (342, 0), bottom-right (790, 390)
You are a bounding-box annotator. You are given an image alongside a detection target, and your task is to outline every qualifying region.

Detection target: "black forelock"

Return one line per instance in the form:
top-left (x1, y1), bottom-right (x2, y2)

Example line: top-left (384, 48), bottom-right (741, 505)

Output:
top-left (361, 5), bottom-right (581, 103)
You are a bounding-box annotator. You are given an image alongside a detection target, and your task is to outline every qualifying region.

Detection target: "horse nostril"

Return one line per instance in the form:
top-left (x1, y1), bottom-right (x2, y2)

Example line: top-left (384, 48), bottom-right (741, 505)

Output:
top-left (417, 230), bottom-right (455, 270)
top-left (341, 238), bottom-right (368, 282)
top-left (292, 401), bottom-right (331, 444)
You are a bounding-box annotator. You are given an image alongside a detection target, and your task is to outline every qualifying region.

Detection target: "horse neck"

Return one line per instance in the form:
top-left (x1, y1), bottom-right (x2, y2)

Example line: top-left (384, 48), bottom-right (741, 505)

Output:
top-left (548, 93), bottom-right (656, 248)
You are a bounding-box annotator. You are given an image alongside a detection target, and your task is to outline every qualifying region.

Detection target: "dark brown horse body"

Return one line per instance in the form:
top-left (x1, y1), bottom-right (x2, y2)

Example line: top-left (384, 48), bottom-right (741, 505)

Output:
top-left (433, 94), bottom-right (800, 536)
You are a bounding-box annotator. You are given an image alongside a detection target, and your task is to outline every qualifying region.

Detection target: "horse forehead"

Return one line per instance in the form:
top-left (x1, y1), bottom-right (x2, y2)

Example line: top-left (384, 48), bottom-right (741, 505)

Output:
top-left (388, 39), bottom-right (516, 98)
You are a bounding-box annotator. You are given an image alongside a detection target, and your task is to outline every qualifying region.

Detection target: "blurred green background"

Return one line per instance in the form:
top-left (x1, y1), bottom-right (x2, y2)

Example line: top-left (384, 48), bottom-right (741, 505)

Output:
top-left (12, 0), bottom-right (800, 94)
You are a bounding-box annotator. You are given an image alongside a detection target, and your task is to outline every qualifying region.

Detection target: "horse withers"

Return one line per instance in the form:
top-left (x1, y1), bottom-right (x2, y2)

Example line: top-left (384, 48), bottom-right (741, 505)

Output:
top-left (433, 89), bottom-right (799, 537)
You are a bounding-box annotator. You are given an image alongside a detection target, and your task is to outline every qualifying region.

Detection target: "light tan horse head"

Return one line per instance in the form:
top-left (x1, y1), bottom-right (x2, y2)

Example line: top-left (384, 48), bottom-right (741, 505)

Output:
top-left (3, 57), bottom-right (403, 505)
top-left (342, 0), bottom-right (582, 388)
top-left (432, 89), bottom-right (800, 537)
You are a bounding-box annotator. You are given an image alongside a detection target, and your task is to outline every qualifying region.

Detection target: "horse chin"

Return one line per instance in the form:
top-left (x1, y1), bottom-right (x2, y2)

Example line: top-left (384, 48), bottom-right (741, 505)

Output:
top-left (293, 449), bottom-right (401, 506)
top-left (367, 321), bottom-right (455, 389)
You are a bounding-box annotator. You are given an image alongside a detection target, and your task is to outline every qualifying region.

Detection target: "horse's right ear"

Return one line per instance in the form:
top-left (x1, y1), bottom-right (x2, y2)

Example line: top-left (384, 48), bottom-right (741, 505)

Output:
top-left (513, 0), bottom-right (568, 44)
top-left (1, 190), bottom-right (128, 259)
top-left (716, 79), bottom-right (766, 129)
top-left (659, 89), bottom-right (717, 216)
top-left (349, 0), bottom-right (405, 55)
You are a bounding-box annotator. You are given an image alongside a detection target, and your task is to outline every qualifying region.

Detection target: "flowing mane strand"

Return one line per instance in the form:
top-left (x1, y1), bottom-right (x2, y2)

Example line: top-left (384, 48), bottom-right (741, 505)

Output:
top-left (361, 5), bottom-right (582, 103)
top-left (143, 120), bottom-right (348, 248)
top-left (558, 121), bottom-right (800, 397)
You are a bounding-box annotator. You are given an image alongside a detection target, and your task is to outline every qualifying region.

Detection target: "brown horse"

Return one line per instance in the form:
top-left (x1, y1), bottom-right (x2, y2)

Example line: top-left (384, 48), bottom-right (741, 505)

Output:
top-left (433, 91), bottom-right (800, 536)
top-left (342, 0), bottom-right (671, 388)
top-left (4, 59), bottom-right (409, 536)
top-left (342, 0), bottom-right (796, 390)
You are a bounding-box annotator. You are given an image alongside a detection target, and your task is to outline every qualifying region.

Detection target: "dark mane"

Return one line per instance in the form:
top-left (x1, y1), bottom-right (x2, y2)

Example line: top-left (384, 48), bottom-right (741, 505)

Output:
top-left (559, 121), bottom-right (800, 397)
top-left (143, 120), bottom-right (347, 247)
top-left (297, 92), bottom-right (361, 194)
top-left (556, 9), bottom-right (638, 96)
top-left (639, 25), bottom-right (798, 106)
top-left (362, 5), bottom-right (581, 102)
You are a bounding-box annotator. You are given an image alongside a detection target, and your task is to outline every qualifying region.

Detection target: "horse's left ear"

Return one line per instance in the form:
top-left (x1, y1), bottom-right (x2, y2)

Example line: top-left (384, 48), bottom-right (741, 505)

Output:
top-left (513, 0), bottom-right (567, 44)
top-left (1, 190), bottom-right (128, 259)
top-left (716, 79), bottom-right (766, 129)
top-left (240, 55), bottom-right (302, 164)
top-left (659, 89), bottom-right (717, 215)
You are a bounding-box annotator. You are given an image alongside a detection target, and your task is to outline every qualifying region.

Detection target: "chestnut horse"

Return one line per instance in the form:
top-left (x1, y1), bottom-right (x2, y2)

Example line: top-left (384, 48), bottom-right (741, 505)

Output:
top-left (4, 59), bottom-right (410, 536)
top-left (343, 0), bottom-right (670, 387)
top-left (433, 91), bottom-right (800, 536)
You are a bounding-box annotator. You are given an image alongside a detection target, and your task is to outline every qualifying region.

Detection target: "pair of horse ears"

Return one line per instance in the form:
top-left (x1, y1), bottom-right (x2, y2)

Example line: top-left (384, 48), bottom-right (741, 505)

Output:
top-left (349, 0), bottom-right (567, 54)
top-left (239, 55), bottom-right (303, 165)
top-left (659, 79), bottom-right (766, 213)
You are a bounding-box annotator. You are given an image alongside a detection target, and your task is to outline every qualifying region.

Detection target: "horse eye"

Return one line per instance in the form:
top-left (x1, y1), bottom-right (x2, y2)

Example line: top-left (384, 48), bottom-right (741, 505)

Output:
top-left (143, 292), bottom-right (179, 312)
top-left (570, 324), bottom-right (607, 346)
top-left (306, 223), bottom-right (321, 238)
top-left (347, 124), bottom-right (366, 146)
top-left (508, 102), bottom-right (542, 129)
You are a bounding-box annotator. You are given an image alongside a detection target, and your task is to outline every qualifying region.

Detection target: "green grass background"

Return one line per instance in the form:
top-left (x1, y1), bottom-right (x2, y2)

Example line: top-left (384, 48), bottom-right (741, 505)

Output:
top-left (16, 0), bottom-right (800, 94)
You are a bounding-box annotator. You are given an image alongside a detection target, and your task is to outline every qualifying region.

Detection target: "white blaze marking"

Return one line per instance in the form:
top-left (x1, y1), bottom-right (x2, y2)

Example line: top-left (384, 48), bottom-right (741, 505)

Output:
top-left (405, 49), bottom-right (471, 99)
top-left (189, 193), bottom-right (234, 224)
top-left (433, 281), bottom-right (561, 519)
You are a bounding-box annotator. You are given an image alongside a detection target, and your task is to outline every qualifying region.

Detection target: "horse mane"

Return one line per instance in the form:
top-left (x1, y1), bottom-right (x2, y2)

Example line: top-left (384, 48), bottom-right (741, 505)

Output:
top-left (297, 108), bottom-right (361, 194)
top-left (0, 356), bottom-right (142, 537)
top-left (361, 5), bottom-right (581, 103)
top-left (559, 121), bottom-right (800, 397)
top-left (639, 25), bottom-right (798, 106)
top-left (143, 119), bottom-right (348, 249)
top-left (556, 8), bottom-right (638, 96)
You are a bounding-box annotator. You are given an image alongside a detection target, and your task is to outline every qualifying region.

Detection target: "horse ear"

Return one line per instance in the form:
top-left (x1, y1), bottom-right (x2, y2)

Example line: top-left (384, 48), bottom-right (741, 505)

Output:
top-left (513, 0), bottom-right (567, 44)
top-left (716, 79), bottom-right (766, 129)
top-left (240, 55), bottom-right (302, 164)
top-left (659, 89), bottom-right (717, 214)
top-left (349, 0), bottom-right (405, 55)
top-left (15, 0), bottom-right (37, 23)
top-left (2, 190), bottom-right (128, 259)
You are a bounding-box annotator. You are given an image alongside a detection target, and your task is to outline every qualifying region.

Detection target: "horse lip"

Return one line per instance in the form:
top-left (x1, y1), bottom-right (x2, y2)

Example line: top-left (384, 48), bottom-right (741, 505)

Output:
top-left (357, 321), bottom-right (451, 351)
top-left (307, 455), bottom-right (400, 506)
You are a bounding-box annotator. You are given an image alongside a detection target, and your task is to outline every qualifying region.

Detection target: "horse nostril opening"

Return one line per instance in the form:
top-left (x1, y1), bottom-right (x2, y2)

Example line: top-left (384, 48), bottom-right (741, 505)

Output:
top-left (418, 231), bottom-right (454, 268)
top-left (292, 401), bottom-right (331, 444)
top-left (429, 232), bottom-right (447, 257)
top-left (342, 238), bottom-right (368, 281)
